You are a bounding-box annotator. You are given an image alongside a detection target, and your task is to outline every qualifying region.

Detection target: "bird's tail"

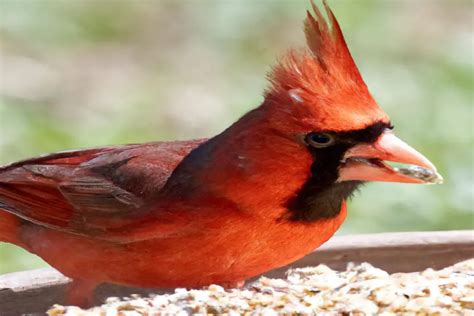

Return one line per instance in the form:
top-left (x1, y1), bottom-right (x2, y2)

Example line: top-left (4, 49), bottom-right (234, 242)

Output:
top-left (0, 209), bottom-right (23, 247)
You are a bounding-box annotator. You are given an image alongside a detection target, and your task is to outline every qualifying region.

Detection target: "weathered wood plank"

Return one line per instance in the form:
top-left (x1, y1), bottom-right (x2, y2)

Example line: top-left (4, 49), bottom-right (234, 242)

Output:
top-left (265, 230), bottom-right (474, 278)
top-left (1, 230), bottom-right (473, 315)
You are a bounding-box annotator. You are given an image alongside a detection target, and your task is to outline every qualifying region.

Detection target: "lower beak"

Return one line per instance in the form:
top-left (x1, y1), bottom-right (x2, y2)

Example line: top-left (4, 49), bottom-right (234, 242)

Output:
top-left (338, 131), bottom-right (443, 184)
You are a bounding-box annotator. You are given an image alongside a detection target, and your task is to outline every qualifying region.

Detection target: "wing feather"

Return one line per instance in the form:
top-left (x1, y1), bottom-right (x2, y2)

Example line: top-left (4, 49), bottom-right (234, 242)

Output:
top-left (0, 140), bottom-right (205, 242)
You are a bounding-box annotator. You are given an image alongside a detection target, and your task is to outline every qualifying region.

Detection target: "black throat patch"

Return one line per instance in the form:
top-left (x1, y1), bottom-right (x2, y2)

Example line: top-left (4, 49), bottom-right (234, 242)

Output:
top-left (287, 121), bottom-right (391, 222)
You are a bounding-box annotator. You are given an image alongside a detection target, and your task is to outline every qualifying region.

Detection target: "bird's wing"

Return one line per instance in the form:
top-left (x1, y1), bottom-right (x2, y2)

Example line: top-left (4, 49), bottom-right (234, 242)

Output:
top-left (0, 139), bottom-right (206, 243)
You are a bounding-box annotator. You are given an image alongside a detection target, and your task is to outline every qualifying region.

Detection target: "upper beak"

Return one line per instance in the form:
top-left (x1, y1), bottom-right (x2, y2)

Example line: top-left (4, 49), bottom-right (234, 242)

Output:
top-left (338, 130), bottom-right (443, 184)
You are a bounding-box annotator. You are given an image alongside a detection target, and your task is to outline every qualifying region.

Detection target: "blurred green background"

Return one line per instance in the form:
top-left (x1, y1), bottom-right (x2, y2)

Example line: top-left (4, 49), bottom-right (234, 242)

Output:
top-left (0, 0), bottom-right (472, 274)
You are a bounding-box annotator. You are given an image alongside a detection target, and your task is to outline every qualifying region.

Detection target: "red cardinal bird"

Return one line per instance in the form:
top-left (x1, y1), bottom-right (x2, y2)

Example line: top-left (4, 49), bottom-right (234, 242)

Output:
top-left (0, 1), bottom-right (442, 307)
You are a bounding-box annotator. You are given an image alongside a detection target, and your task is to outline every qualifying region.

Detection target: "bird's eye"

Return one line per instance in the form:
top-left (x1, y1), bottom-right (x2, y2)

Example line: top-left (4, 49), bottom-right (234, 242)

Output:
top-left (305, 132), bottom-right (335, 148)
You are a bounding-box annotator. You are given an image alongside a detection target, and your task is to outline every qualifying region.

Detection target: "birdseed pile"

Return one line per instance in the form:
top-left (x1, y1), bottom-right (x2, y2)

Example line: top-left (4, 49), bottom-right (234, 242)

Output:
top-left (48, 259), bottom-right (474, 315)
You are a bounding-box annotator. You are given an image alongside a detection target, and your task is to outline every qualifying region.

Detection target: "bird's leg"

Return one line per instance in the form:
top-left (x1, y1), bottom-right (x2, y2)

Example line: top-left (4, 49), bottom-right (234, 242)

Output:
top-left (64, 279), bottom-right (98, 308)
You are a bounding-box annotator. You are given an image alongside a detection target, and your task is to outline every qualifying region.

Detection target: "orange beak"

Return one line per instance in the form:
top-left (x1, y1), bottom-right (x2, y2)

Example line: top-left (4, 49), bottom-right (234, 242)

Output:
top-left (338, 131), bottom-right (443, 184)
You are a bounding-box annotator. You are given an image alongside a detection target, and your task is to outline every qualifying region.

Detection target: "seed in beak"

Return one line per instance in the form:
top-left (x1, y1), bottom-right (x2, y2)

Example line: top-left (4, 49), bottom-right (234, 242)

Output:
top-left (393, 164), bottom-right (443, 184)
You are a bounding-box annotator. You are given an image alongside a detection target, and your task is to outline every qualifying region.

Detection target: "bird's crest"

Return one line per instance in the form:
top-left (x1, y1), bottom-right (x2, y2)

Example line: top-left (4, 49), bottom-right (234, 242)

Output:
top-left (265, 0), bottom-right (387, 131)
top-left (268, 0), bottom-right (367, 97)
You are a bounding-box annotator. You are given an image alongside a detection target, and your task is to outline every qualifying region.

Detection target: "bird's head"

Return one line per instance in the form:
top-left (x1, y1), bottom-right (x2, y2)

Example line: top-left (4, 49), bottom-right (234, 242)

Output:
top-left (251, 0), bottom-right (443, 220)
top-left (262, 0), bottom-right (442, 184)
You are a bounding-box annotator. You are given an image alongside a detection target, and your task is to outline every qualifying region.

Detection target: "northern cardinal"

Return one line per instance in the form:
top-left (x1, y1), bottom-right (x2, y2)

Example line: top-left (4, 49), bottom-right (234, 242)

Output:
top-left (0, 0), bottom-right (442, 307)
